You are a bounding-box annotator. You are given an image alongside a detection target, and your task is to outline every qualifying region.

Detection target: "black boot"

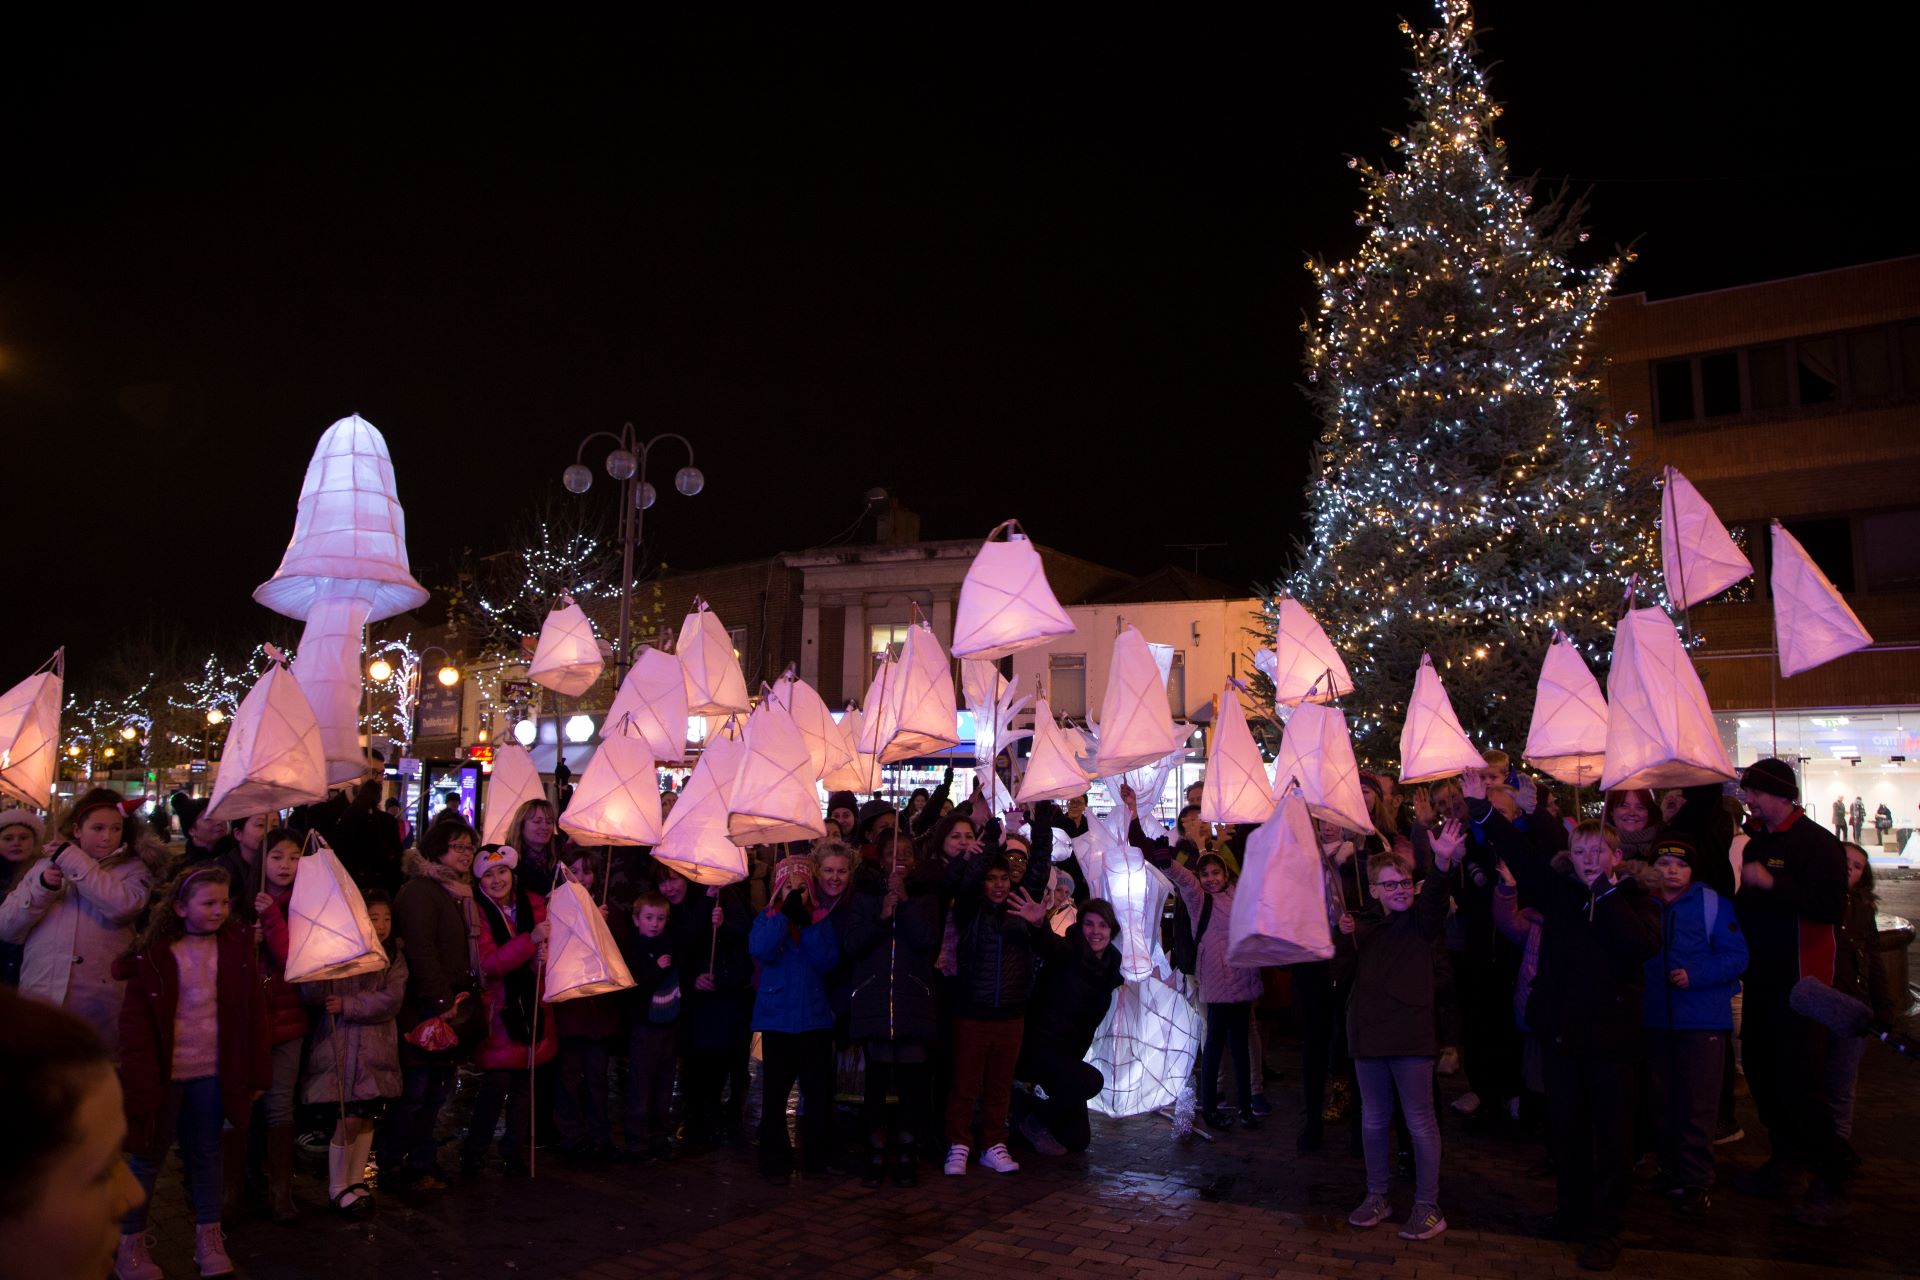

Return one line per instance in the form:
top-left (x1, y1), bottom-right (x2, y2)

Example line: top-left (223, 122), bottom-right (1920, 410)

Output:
top-left (860, 1144), bottom-right (886, 1188)
top-left (892, 1134), bottom-right (919, 1187)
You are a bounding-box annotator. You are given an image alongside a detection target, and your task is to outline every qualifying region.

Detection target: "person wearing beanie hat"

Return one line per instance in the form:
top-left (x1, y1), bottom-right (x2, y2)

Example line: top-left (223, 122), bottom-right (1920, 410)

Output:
top-left (463, 842), bottom-right (555, 1176)
top-left (825, 792), bottom-right (860, 841)
top-left (0, 809), bottom-right (47, 987)
top-left (1730, 757), bottom-right (1851, 1223)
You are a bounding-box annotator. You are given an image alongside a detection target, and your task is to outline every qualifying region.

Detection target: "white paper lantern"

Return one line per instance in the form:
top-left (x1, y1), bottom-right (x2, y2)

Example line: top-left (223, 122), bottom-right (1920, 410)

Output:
top-left (543, 876), bottom-right (636, 1002)
top-left (1226, 786), bottom-right (1334, 968)
top-left (558, 733), bottom-right (663, 846)
top-left (1016, 697), bottom-right (1097, 804)
top-left (1256, 599), bottom-right (1354, 707)
top-left (768, 672), bottom-right (848, 781)
top-left (1600, 607), bottom-right (1737, 792)
top-left (1772, 520), bottom-right (1874, 677)
top-left (653, 723), bottom-right (750, 885)
top-left (0, 655), bottom-right (62, 809)
top-left (481, 744), bottom-right (548, 847)
top-left (528, 594), bottom-right (606, 698)
top-left (1199, 686), bottom-right (1274, 825)
top-left (1522, 634), bottom-right (1610, 787)
top-left (856, 624), bottom-right (960, 765)
top-left (604, 647), bottom-right (690, 764)
top-left (283, 840), bottom-right (386, 983)
top-left (1397, 653), bottom-right (1486, 784)
top-left (1093, 626), bottom-right (1184, 777)
top-left (820, 710), bottom-right (883, 794)
top-left (207, 649), bottom-right (329, 821)
top-left (727, 700), bottom-right (827, 846)
top-left (1661, 466), bottom-right (1752, 611)
top-left (959, 658), bottom-right (1007, 712)
top-left (951, 521), bottom-right (1077, 660)
top-left (1271, 701), bottom-right (1372, 835)
top-left (675, 602), bottom-right (750, 717)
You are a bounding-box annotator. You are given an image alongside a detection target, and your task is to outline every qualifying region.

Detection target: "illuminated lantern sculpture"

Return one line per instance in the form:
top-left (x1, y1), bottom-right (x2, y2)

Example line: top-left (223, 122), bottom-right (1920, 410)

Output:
top-left (1254, 598), bottom-right (1354, 707)
top-left (0, 650), bottom-right (63, 808)
top-left (1272, 700), bottom-right (1371, 835)
top-left (821, 709), bottom-right (882, 794)
top-left (1226, 786), bottom-right (1334, 968)
top-left (962, 659), bottom-right (1031, 810)
top-left (857, 623), bottom-right (960, 764)
top-left (254, 415), bottom-right (431, 783)
top-left (1660, 466), bottom-right (1752, 610)
top-left (283, 836), bottom-right (386, 983)
top-left (604, 647), bottom-right (689, 764)
top-left (675, 600), bottom-right (750, 717)
top-left (1397, 653), bottom-right (1485, 783)
top-left (207, 646), bottom-right (329, 821)
top-left (481, 743), bottom-right (547, 846)
top-left (652, 721), bottom-right (749, 885)
top-left (1093, 626), bottom-right (1184, 776)
top-left (1522, 633), bottom-right (1610, 787)
top-left (1199, 685), bottom-right (1274, 825)
top-left (558, 734), bottom-right (663, 846)
top-left (727, 700), bottom-right (827, 845)
top-left (950, 520), bottom-right (1077, 660)
top-left (768, 670), bottom-right (848, 781)
top-left (1016, 697), bottom-right (1096, 805)
top-left (527, 593), bottom-right (605, 698)
top-left (1771, 520), bottom-right (1873, 677)
top-left (1600, 607), bottom-right (1737, 791)
top-left (543, 874), bottom-right (635, 1002)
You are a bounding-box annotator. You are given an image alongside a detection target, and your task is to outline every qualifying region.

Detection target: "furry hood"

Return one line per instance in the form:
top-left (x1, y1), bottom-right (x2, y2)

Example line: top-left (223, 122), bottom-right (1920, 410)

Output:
top-left (403, 846), bottom-right (474, 895)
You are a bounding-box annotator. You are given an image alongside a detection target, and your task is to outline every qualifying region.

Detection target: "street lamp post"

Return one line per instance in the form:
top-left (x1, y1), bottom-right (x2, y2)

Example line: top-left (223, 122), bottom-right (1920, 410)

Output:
top-left (563, 424), bottom-right (703, 682)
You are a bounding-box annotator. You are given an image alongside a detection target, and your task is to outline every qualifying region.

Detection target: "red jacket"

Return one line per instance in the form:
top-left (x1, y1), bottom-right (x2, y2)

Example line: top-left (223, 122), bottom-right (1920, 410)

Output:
top-left (474, 891), bottom-right (559, 1071)
top-left (256, 887), bottom-right (313, 1047)
top-left (116, 923), bottom-right (272, 1156)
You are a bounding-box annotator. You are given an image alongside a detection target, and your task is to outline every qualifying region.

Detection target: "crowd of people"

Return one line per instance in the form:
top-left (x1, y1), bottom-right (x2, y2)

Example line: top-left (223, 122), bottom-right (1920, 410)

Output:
top-left (0, 747), bottom-right (1892, 1277)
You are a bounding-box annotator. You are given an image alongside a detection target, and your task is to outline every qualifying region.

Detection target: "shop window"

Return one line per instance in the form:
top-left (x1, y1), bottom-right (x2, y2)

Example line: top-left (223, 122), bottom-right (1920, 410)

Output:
top-left (1655, 359), bottom-right (1695, 423)
top-left (1779, 517), bottom-right (1854, 592)
top-left (1165, 650), bottom-right (1186, 721)
top-left (1849, 329), bottom-right (1894, 401)
top-left (1863, 511), bottom-right (1920, 591)
top-left (1049, 653), bottom-right (1088, 720)
top-left (1747, 344), bottom-right (1791, 412)
top-left (1796, 338), bottom-right (1839, 406)
top-left (1700, 351), bottom-right (1741, 418)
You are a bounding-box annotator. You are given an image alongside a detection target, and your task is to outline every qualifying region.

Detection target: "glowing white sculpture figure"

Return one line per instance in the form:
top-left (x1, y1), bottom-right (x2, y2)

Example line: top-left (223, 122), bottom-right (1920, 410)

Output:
top-left (1226, 786), bottom-right (1333, 967)
top-left (604, 647), bottom-right (689, 763)
top-left (1522, 633), bottom-right (1610, 787)
top-left (543, 875), bottom-right (635, 1002)
top-left (1272, 701), bottom-right (1371, 835)
top-left (283, 838), bottom-right (385, 983)
top-left (653, 722), bottom-right (749, 885)
top-left (527, 594), bottom-right (605, 697)
top-left (856, 624), bottom-right (959, 765)
top-left (768, 671), bottom-right (848, 781)
top-left (1772, 520), bottom-right (1874, 677)
top-left (558, 734), bottom-right (663, 846)
top-left (727, 700), bottom-right (827, 845)
top-left (951, 520), bottom-right (1076, 660)
top-left (676, 600), bottom-right (750, 716)
top-left (207, 646), bottom-right (328, 821)
top-left (1016, 698), bottom-right (1096, 804)
top-left (821, 709), bottom-right (883, 793)
top-left (1661, 466), bottom-right (1752, 610)
top-left (481, 744), bottom-right (547, 847)
top-left (254, 416), bottom-right (430, 783)
top-left (1255, 599), bottom-right (1354, 706)
top-left (962, 662), bottom-right (1031, 810)
top-left (0, 651), bottom-right (62, 808)
top-left (1600, 607), bottom-right (1737, 791)
top-left (1093, 626), bottom-right (1183, 776)
top-left (1398, 653), bottom-right (1485, 783)
top-left (1199, 685), bottom-right (1274, 825)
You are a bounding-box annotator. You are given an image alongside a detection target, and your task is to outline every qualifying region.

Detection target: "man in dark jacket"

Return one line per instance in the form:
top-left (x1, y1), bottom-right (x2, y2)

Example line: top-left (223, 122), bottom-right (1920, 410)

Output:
top-left (1729, 758), bottom-right (1851, 1224)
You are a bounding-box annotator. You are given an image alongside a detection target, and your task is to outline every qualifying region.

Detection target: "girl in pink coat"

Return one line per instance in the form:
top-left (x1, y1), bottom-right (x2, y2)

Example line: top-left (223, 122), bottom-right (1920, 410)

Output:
top-left (462, 845), bottom-right (557, 1176)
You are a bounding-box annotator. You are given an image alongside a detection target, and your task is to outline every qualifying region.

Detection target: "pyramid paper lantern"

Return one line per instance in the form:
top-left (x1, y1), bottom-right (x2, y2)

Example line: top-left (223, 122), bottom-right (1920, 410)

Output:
top-left (0, 653), bottom-right (62, 809)
top-left (1094, 626), bottom-right (1184, 776)
top-left (528, 594), bottom-right (605, 698)
top-left (1600, 607), bottom-right (1738, 791)
top-left (283, 839), bottom-right (386, 983)
top-left (1226, 786), bottom-right (1334, 968)
top-left (1397, 653), bottom-right (1486, 784)
top-left (558, 733), bottom-right (663, 846)
top-left (1199, 685), bottom-right (1274, 825)
top-left (1772, 520), bottom-right (1874, 677)
top-left (1272, 701), bottom-right (1371, 835)
top-left (769, 672), bottom-right (848, 781)
top-left (1016, 697), bottom-right (1097, 804)
top-left (960, 658), bottom-right (1007, 712)
top-left (856, 624), bottom-right (960, 765)
top-left (821, 710), bottom-right (883, 793)
top-left (951, 520), bottom-right (1077, 660)
top-left (1522, 634), bottom-right (1610, 787)
top-left (207, 648), bottom-right (328, 821)
top-left (653, 723), bottom-right (749, 885)
top-left (1661, 466), bottom-right (1752, 610)
top-left (1257, 599), bottom-right (1354, 707)
top-left (543, 875), bottom-right (635, 1002)
top-left (727, 700), bottom-right (828, 845)
top-left (604, 647), bottom-right (689, 764)
top-left (481, 743), bottom-right (547, 847)
top-left (675, 601), bottom-right (750, 716)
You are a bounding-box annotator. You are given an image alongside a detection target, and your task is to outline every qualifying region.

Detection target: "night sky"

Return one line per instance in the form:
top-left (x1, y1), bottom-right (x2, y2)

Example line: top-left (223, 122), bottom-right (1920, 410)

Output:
top-left (3, 4), bottom-right (1914, 681)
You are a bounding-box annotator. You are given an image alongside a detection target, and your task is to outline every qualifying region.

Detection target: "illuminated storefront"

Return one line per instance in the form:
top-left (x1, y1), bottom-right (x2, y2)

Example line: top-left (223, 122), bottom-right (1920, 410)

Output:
top-left (1719, 707), bottom-right (1920, 862)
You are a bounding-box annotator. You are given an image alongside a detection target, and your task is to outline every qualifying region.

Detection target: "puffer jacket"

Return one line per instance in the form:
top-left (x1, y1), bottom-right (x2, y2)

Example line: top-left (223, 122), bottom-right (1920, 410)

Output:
top-left (1021, 922), bottom-right (1123, 1061)
top-left (1644, 882), bottom-right (1748, 1031)
top-left (749, 906), bottom-right (838, 1034)
top-left (0, 842), bottom-right (158, 1054)
top-left (843, 885), bottom-right (941, 1044)
top-left (473, 890), bottom-right (559, 1070)
top-left (391, 848), bottom-right (481, 1065)
top-left (946, 847), bottom-right (1045, 1019)
top-left (300, 947), bottom-right (407, 1103)
top-left (254, 885), bottom-right (313, 1047)
top-left (1158, 859), bottom-right (1263, 1005)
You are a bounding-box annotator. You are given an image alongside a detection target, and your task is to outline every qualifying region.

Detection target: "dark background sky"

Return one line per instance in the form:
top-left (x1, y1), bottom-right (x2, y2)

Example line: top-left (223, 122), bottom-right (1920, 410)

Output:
top-left (3, 4), bottom-right (1914, 681)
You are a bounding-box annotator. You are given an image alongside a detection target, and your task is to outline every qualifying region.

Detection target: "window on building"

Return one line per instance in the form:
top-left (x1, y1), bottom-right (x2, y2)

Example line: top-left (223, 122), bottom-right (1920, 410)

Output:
top-left (1655, 359), bottom-right (1695, 423)
top-left (867, 623), bottom-right (912, 687)
top-left (1747, 344), bottom-right (1790, 412)
top-left (1796, 338), bottom-right (1839, 406)
top-left (1049, 653), bottom-right (1088, 720)
top-left (1165, 650), bottom-right (1187, 721)
top-left (1779, 517), bottom-right (1854, 592)
top-left (1848, 329), bottom-right (1894, 401)
top-left (1699, 351), bottom-right (1741, 418)
top-left (1862, 510), bottom-right (1920, 592)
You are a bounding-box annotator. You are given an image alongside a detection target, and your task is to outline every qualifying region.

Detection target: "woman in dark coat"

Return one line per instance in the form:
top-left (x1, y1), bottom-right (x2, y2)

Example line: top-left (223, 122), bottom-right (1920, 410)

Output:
top-left (1014, 899), bottom-right (1123, 1156)
top-left (659, 866), bottom-right (756, 1152)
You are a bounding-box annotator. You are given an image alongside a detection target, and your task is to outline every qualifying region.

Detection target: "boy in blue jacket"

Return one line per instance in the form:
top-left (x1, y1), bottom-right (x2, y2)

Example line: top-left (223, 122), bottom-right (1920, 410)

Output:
top-left (1644, 833), bottom-right (1748, 1215)
top-left (749, 853), bottom-right (841, 1184)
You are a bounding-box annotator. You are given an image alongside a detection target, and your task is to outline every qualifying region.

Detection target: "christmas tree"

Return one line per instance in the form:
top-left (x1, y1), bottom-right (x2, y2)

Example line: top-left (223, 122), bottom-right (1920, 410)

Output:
top-left (1276, 0), bottom-right (1654, 766)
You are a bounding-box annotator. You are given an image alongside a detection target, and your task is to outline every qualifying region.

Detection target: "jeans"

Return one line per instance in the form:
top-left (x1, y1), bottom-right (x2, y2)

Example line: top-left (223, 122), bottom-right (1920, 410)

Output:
top-left (1200, 1001), bottom-right (1252, 1115)
top-left (464, 1068), bottom-right (533, 1161)
top-left (262, 1038), bottom-right (301, 1126)
top-left (554, 1036), bottom-right (612, 1151)
top-left (1647, 1029), bottom-right (1725, 1189)
top-left (1824, 1033), bottom-right (1868, 1141)
top-left (1544, 1049), bottom-right (1636, 1238)
top-left (1356, 1056), bottom-right (1440, 1205)
top-left (626, 1024), bottom-right (678, 1150)
top-left (945, 1016), bottom-right (1024, 1149)
top-left (759, 1029), bottom-right (835, 1175)
top-left (394, 1064), bottom-right (457, 1174)
top-left (125, 1076), bottom-right (226, 1231)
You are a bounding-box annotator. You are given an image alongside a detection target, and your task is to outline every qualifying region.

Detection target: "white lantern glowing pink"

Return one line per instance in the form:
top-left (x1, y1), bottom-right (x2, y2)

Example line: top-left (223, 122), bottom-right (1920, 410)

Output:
top-left (950, 520), bottom-right (1077, 660)
top-left (1397, 653), bottom-right (1485, 784)
top-left (543, 875), bottom-right (636, 1002)
top-left (1522, 633), bottom-right (1609, 788)
top-left (604, 647), bottom-right (690, 764)
top-left (1272, 700), bottom-right (1371, 835)
top-left (283, 838), bottom-right (386, 983)
top-left (1661, 466), bottom-right (1752, 611)
top-left (481, 743), bottom-right (547, 847)
top-left (676, 601), bottom-right (750, 717)
top-left (0, 651), bottom-right (63, 809)
top-left (1226, 786), bottom-right (1334, 968)
top-left (557, 733), bottom-right (664, 846)
top-left (1256, 599), bottom-right (1354, 706)
top-left (652, 721), bottom-right (749, 885)
top-left (527, 594), bottom-right (606, 698)
top-left (1599, 607), bottom-right (1737, 792)
top-left (1771, 520), bottom-right (1873, 678)
top-left (206, 646), bottom-right (329, 821)
top-left (727, 700), bottom-right (827, 845)
top-left (856, 623), bottom-right (960, 765)
top-left (1093, 626), bottom-right (1183, 777)
top-left (1199, 685), bottom-right (1274, 825)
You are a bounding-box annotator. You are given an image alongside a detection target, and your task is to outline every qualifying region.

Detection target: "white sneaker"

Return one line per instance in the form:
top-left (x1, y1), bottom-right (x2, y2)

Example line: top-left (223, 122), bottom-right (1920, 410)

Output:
top-left (977, 1143), bottom-right (1020, 1173)
top-left (943, 1144), bottom-right (970, 1176)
